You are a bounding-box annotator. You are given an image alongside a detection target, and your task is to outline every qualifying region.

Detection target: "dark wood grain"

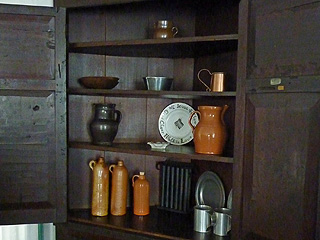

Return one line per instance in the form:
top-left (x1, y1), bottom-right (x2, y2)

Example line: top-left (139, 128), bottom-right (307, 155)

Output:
top-left (68, 88), bottom-right (237, 98)
top-left (247, 1), bottom-right (320, 78)
top-left (56, 0), bottom-right (149, 8)
top-left (235, 1), bottom-right (320, 239)
top-left (68, 35), bottom-right (238, 58)
top-left (69, 142), bottom-right (234, 164)
top-left (63, 208), bottom-right (230, 240)
top-left (0, 6), bottom-right (66, 225)
top-left (0, 13), bottom-right (55, 80)
top-left (240, 92), bottom-right (320, 240)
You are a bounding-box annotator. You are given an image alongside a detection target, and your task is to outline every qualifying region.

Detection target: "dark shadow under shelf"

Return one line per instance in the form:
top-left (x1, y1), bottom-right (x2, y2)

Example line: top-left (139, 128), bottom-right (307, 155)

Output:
top-left (67, 88), bottom-right (237, 99)
top-left (68, 207), bottom-right (230, 240)
top-left (68, 35), bottom-right (238, 58)
top-left (68, 142), bottom-right (233, 163)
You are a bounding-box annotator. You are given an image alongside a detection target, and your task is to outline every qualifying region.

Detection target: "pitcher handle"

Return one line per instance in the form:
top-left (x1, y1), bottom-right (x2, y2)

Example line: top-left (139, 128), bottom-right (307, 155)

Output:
top-left (221, 105), bottom-right (229, 126)
top-left (89, 160), bottom-right (96, 170)
top-left (197, 69), bottom-right (212, 91)
top-left (115, 110), bottom-right (122, 123)
top-left (109, 164), bottom-right (115, 173)
top-left (132, 174), bottom-right (139, 187)
top-left (188, 110), bottom-right (200, 131)
top-left (172, 27), bottom-right (178, 37)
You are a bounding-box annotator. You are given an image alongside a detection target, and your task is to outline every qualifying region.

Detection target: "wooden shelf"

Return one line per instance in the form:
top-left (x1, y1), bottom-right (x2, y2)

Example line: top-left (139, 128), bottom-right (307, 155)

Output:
top-left (67, 88), bottom-right (237, 99)
top-left (68, 142), bottom-right (234, 163)
top-left (68, 35), bottom-right (238, 58)
top-left (68, 208), bottom-right (228, 240)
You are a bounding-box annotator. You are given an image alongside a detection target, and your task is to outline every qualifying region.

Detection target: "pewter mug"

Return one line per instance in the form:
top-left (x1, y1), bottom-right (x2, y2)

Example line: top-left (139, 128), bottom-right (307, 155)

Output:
top-left (212, 208), bottom-right (232, 236)
top-left (194, 205), bottom-right (213, 233)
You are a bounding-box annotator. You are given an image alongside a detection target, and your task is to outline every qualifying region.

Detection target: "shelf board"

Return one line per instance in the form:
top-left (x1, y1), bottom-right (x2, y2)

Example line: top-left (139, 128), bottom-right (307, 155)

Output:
top-left (68, 208), bottom-right (226, 240)
top-left (69, 142), bottom-right (233, 163)
top-left (68, 35), bottom-right (238, 58)
top-left (67, 88), bottom-right (237, 99)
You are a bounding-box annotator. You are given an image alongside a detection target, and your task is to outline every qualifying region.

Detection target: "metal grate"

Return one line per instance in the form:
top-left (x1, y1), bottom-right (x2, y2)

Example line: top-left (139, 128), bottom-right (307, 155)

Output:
top-left (156, 160), bottom-right (193, 214)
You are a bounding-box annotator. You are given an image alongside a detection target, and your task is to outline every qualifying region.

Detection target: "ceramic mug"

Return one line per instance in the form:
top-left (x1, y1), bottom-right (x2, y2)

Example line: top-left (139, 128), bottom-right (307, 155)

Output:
top-left (153, 20), bottom-right (178, 39)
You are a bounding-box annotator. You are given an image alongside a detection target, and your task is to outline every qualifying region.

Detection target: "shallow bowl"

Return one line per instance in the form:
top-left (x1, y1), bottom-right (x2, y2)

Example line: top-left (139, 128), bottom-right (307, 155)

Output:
top-left (79, 76), bottom-right (119, 89)
top-left (143, 76), bottom-right (173, 91)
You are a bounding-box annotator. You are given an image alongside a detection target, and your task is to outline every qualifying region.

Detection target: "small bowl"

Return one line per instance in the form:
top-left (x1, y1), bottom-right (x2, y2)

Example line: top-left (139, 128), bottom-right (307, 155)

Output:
top-left (143, 76), bottom-right (173, 91)
top-left (147, 141), bottom-right (170, 151)
top-left (79, 76), bottom-right (119, 89)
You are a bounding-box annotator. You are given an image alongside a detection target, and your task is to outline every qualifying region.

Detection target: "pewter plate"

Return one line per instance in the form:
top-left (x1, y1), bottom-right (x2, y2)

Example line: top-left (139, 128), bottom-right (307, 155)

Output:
top-left (227, 189), bottom-right (232, 209)
top-left (195, 171), bottom-right (225, 209)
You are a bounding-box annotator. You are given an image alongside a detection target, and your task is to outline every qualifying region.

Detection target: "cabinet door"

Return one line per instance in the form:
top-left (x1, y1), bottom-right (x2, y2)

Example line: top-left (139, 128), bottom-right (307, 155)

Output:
top-left (0, 5), bottom-right (66, 224)
top-left (235, 0), bottom-right (320, 239)
top-left (241, 92), bottom-right (320, 239)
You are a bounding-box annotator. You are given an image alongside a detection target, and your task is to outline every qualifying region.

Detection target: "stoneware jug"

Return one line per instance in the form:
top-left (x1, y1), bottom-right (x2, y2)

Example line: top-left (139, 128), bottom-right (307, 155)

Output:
top-left (89, 157), bottom-right (109, 216)
top-left (90, 103), bottom-right (122, 146)
top-left (132, 172), bottom-right (150, 216)
top-left (189, 105), bottom-right (228, 154)
top-left (153, 20), bottom-right (178, 39)
top-left (109, 160), bottom-right (128, 216)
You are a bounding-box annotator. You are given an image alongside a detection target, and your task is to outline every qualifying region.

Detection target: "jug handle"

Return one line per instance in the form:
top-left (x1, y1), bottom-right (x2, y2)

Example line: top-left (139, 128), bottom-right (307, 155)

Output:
top-left (188, 110), bottom-right (200, 131)
top-left (221, 105), bottom-right (229, 125)
top-left (109, 164), bottom-right (115, 173)
top-left (197, 69), bottom-right (212, 91)
top-left (132, 174), bottom-right (139, 187)
top-left (89, 160), bottom-right (96, 170)
top-left (115, 110), bottom-right (122, 123)
top-left (172, 27), bottom-right (178, 37)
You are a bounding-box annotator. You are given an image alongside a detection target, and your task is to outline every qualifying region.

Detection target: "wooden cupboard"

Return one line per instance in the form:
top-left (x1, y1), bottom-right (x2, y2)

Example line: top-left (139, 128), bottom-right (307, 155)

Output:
top-left (1, 0), bottom-right (320, 240)
top-left (60, 0), bottom-right (238, 239)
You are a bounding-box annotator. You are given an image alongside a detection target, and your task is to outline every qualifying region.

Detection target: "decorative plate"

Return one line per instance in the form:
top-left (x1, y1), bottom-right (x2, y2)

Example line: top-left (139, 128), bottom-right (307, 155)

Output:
top-left (195, 171), bottom-right (225, 209)
top-left (158, 102), bottom-right (199, 145)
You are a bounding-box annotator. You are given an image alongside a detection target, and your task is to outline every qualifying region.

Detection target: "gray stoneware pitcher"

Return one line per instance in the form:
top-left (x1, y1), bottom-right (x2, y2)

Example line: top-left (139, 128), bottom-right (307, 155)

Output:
top-left (90, 103), bottom-right (122, 146)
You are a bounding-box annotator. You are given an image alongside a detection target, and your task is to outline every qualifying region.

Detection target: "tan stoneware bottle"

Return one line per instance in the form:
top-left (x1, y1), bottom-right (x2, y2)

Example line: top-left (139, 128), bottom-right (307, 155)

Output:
top-left (132, 172), bottom-right (150, 216)
top-left (89, 157), bottom-right (109, 216)
top-left (189, 105), bottom-right (229, 154)
top-left (109, 160), bottom-right (128, 216)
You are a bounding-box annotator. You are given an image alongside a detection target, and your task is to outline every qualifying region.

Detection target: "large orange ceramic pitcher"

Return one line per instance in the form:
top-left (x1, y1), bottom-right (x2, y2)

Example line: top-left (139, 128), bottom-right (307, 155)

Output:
top-left (189, 105), bottom-right (228, 154)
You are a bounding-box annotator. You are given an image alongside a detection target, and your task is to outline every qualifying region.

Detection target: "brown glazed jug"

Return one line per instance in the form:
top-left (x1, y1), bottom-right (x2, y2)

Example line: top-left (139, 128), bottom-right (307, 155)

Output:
top-left (89, 157), bottom-right (109, 216)
top-left (109, 160), bottom-right (128, 216)
top-left (132, 172), bottom-right (150, 216)
top-left (189, 105), bottom-right (228, 154)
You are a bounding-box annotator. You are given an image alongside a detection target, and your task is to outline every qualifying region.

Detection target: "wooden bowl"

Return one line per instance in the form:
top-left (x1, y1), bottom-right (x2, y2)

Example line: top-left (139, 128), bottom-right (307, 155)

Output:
top-left (79, 76), bottom-right (119, 89)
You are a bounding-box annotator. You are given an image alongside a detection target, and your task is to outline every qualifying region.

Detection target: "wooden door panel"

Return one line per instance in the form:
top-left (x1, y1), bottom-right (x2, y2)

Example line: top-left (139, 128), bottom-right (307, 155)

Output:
top-left (242, 92), bottom-right (320, 239)
top-left (247, 0), bottom-right (320, 78)
top-left (0, 13), bottom-right (55, 80)
top-left (0, 5), bottom-right (66, 225)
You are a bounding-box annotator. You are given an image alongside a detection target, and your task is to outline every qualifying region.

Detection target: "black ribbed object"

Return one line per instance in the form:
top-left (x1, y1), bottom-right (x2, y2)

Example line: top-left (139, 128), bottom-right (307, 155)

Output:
top-left (156, 160), bottom-right (193, 214)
